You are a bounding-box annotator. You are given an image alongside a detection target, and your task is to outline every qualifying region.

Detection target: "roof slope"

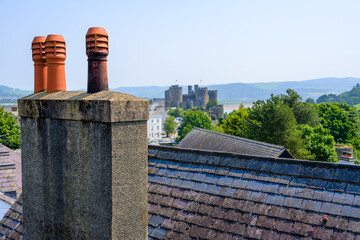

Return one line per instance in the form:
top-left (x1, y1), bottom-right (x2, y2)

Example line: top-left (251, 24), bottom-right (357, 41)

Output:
top-left (177, 127), bottom-right (293, 158)
top-left (2, 146), bottom-right (360, 239)
top-left (0, 146), bottom-right (18, 193)
top-left (0, 194), bottom-right (22, 239)
top-left (0, 144), bottom-right (22, 192)
top-left (148, 145), bottom-right (360, 239)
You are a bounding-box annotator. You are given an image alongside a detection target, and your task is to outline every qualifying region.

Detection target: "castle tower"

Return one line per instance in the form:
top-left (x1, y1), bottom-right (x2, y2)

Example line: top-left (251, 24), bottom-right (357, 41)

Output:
top-left (165, 85), bottom-right (182, 108)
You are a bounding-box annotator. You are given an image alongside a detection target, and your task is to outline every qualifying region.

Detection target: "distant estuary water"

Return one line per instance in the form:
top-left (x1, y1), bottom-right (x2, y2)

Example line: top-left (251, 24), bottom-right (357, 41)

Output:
top-left (223, 103), bottom-right (253, 114)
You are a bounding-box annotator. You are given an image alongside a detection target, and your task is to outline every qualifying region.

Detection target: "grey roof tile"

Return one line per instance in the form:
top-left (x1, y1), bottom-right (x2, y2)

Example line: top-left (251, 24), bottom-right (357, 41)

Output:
top-left (332, 192), bottom-right (355, 205)
top-left (217, 176), bottom-right (234, 186)
top-left (334, 168), bottom-right (360, 183)
top-left (203, 173), bottom-right (219, 184)
top-left (346, 183), bottom-right (360, 194)
top-left (228, 169), bottom-right (244, 178)
top-left (149, 226), bottom-right (167, 239)
top-left (167, 161), bottom-right (180, 169)
top-left (301, 199), bottom-right (322, 212)
top-left (6, 145), bottom-right (360, 240)
top-left (326, 181), bottom-right (347, 192)
top-left (167, 169), bottom-right (181, 178)
top-left (249, 191), bottom-right (268, 202)
top-left (312, 190), bottom-right (334, 202)
top-left (353, 195), bottom-right (360, 206)
top-left (320, 202), bottom-right (343, 215)
top-left (262, 182), bottom-right (280, 194)
top-left (342, 205), bottom-right (360, 218)
top-left (266, 194), bottom-right (285, 206)
top-left (205, 184), bottom-right (221, 195)
top-left (149, 215), bottom-right (164, 227)
top-left (219, 187), bottom-right (236, 197)
top-left (246, 180), bottom-right (264, 191)
top-left (191, 172), bottom-right (207, 182)
top-left (193, 182), bottom-right (207, 192)
top-left (283, 197), bottom-right (302, 209)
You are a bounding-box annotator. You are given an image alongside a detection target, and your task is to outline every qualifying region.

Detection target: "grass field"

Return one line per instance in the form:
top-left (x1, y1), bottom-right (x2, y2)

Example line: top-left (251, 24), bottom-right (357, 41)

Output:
top-left (353, 104), bottom-right (360, 111)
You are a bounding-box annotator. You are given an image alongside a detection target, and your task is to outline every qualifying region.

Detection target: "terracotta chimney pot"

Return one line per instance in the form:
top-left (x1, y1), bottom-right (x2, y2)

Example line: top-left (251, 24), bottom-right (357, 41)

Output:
top-left (45, 34), bottom-right (66, 93)
top-left (86, 27), bottom-right (109, 93)
top-left (32, 36), bottom-right (47, 93)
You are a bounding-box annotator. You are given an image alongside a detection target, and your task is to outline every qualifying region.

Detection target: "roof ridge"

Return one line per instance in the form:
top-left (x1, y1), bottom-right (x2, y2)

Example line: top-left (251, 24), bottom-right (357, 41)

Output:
top-left (192, 127), bottom-right (285, 150)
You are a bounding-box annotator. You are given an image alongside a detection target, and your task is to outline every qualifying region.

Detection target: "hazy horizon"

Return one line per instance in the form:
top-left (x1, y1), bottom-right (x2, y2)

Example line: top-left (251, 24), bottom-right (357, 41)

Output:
top-left (1, 1), bottom-right (360, 91)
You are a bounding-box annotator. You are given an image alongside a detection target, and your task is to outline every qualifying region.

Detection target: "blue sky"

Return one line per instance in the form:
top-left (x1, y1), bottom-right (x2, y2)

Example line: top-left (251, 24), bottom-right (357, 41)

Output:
top-left (1, 0), bottom-right (360, 90)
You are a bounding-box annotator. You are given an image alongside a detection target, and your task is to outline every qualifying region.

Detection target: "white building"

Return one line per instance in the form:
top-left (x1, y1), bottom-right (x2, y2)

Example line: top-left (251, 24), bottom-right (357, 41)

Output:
top-left (148, 112), bottom-right (162, 140)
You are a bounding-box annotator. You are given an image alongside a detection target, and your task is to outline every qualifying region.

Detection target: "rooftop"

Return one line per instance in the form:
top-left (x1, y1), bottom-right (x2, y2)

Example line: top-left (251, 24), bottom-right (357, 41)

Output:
top-left (3, 145), bottom-right (360, 239)
top-left (177, 127), bottom-right (294, 159)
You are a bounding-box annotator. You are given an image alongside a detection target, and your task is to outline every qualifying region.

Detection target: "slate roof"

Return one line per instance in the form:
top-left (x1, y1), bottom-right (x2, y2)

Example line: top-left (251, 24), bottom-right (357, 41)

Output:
top-left (0, 194), bottom-right (22, 239)
top-left (147, 145), bottom-right (360, 240)
top-left (0, 149), bottom-right (17, 194)
top-left (2, 145), bottom-right (360, 239)
top-left (177, 127), bottom-right (294, 159)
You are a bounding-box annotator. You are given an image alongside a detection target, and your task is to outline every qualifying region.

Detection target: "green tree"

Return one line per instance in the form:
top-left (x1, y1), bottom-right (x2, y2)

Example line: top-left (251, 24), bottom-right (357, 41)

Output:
top-left (306, 98), bottom-right (315, 104)
top-left (282, 89), bottom-right (320, 127)
top-left (221, 104), bottom-right (251, 138)
top-left (282, 89), bottom-right (302, 109)
top-left (298, 124), bottom-right (338, 162)
top-left (292, 102), bottom-right (320, 127)
top-left (0, 107), bottom-right (20, 149)
top-left (178, 110), bottom-right (212, 140)
top-left (164, 116), bottom-right (176, 137)
top-left (315, 103), bottom-right (360, 143)
top-left (167, 107), bottom-right (185, 118)
top-left (247, 94), bottom-right (311, 159)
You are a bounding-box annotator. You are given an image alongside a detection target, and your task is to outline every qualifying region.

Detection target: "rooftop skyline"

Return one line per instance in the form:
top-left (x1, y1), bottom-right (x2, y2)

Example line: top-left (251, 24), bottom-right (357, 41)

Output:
top-left (1, 0), bottom-right (360, 90)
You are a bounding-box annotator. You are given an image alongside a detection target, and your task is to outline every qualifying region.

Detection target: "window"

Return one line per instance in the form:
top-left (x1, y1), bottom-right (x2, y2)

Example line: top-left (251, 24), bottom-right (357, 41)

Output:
top-left (157, 126), bottom-right (159, 130)
top-left (157, 119), bottom-right (159, 123)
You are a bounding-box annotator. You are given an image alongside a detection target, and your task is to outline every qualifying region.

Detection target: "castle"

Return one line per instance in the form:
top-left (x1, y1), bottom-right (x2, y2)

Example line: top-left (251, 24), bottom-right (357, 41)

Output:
top-left (165, 85), bottom-right (224, 119)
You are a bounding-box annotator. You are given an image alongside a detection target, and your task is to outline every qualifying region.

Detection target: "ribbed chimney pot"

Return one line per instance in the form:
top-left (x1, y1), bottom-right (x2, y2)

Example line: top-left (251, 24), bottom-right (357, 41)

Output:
top-left (86, 27), bottom-right (109, 93)
top-left (32, 36), bottom-right (47, 93)
top-left (45, 34), bottom-right (66, 93)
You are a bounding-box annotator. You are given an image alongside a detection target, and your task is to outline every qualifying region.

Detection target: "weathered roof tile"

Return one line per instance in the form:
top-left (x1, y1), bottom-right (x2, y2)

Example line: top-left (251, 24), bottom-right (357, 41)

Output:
top-left (4, 145), bottom-right (360, 240)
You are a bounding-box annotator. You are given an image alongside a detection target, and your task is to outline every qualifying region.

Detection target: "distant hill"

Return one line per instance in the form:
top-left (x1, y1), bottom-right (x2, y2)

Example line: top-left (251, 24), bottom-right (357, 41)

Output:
top-left (1, 77), bottom-right (360, 104)
top-left (115, 77), bottom-right (360, 103)
top-left (317, 83), bottom-right (360, 106)
top-left (0, 85), bottom-right (32, 98)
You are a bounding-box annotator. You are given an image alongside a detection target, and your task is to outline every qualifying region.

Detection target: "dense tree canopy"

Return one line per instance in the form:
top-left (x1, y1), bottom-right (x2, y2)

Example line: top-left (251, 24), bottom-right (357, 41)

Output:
top-left (315, 103), bottom-right (359, 143)
top-left (298, 124), bottom-right (338, 162)
top-left (248, 94), bottom-right (297, 145)
top-left (0, 107), bottom-right (20, 149)
top-left (221, 105), bottom-right (250, 138)
top-left (178, 110), bottom-right (212, 140)
top-left (167, 107), bottom-right (185, 118)
top-left (281, 89), bottom-right (320, 127)
top-left (247, 94), bottom-right (311, 159)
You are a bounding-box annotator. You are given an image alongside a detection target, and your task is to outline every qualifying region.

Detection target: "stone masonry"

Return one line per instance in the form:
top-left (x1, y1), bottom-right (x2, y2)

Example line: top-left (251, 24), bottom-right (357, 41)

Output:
top-left (18, 91), bottom-right (149, 240)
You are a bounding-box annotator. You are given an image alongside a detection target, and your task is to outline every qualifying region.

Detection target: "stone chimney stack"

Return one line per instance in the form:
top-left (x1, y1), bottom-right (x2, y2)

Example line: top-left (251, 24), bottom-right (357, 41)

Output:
top-left (19, 32), bottom-right (149, 240)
